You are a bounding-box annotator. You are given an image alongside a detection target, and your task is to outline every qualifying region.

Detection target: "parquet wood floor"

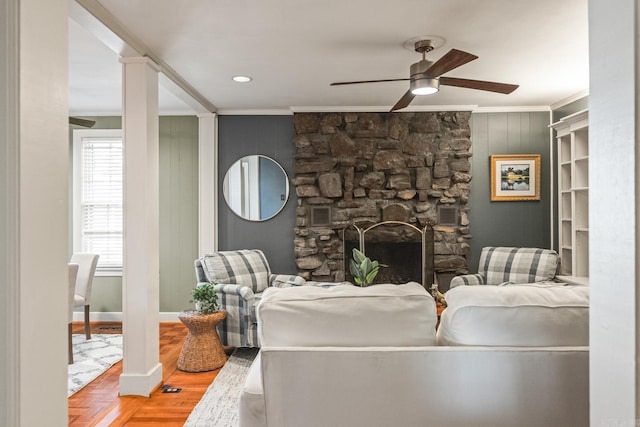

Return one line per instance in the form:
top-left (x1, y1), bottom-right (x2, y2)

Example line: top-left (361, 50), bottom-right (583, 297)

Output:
top-left (68, 321), bottom-right (221, 426)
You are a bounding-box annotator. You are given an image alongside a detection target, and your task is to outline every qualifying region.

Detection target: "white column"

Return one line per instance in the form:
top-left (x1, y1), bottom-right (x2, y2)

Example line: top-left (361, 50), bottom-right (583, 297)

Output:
top-left (198, 113), bottom-right (218, 254)
top-left (119, 56), bottom-right (162, 396)
top-left (1, 0), bottom-right (69, 425)
top-left (589, 0), bottom-right (640, 423)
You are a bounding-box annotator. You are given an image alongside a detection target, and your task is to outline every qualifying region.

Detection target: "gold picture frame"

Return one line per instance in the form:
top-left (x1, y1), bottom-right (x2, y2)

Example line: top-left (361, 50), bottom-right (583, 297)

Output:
top-left (490, 154), bottom-right (541, 201)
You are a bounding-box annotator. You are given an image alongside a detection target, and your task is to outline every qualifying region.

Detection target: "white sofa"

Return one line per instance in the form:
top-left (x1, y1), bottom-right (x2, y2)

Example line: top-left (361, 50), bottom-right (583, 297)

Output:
top-left (239, 282), bottom-right (589, 427)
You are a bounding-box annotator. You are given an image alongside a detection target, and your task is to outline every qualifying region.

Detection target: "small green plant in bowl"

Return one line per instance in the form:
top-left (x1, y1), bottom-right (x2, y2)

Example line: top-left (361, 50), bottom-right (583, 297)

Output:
top-left (191, 282), bottom-right (219, 315)
top-left (349, 248), bottom-right (382, 287)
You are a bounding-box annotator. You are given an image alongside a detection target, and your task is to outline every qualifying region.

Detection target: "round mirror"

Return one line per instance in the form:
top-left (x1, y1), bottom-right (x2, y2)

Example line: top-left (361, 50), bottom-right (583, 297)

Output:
top-left (223, 155), bottom-right (290, 221)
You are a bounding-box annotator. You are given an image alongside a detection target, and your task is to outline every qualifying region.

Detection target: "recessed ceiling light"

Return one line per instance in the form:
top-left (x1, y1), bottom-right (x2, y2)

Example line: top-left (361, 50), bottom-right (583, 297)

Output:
top-left (232, 75), bottom-right (252, 83)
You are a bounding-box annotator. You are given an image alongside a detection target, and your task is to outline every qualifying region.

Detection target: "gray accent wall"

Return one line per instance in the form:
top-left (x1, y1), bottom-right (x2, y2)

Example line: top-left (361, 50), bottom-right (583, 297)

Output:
top-left (69, 115), bottom-right (199, 312)
top-left (218, 115), bottom-right (297, 274)
top-left (468, 112), bottom-right (552, 272)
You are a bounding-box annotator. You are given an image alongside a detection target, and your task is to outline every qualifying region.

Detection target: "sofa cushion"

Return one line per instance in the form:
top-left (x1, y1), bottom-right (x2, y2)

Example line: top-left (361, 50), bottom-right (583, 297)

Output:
top-left (257, 282), bottom-right (437, 347)
top-left (480, 247), bottom-right (559, 285)
top-left (200, 249), bottom-right (271, 293)
top-left (437, 284), bottom-right (589, 346)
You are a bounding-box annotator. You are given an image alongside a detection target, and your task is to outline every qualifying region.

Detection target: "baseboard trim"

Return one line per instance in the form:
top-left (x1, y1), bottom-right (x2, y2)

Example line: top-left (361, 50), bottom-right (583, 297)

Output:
top-left (118, 363), bottom-right (163, 397)
top-left (73, 312), bottom-right (182, 322)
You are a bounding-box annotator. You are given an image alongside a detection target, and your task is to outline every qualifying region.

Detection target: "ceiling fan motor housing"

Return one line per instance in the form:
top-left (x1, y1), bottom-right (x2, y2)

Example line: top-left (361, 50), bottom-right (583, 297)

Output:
top-left (410, 59), bottom-right (439, 95)
top-left (410, 59), bottom-right (434, 77)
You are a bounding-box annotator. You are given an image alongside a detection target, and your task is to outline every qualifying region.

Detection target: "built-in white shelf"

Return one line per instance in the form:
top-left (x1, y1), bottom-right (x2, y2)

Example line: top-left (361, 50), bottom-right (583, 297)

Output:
top-left (550, 109), bottom-right (589, 281)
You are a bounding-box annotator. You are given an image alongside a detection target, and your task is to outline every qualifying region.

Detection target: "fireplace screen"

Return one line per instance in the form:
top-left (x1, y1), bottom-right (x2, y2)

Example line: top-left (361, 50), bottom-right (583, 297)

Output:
top-left (342, 221), bottom-right (434, 289)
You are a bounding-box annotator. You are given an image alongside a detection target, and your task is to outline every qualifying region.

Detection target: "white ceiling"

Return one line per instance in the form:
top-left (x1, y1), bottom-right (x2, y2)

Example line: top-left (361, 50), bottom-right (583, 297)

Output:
top-left (68, 0), bottom-right (589, 116)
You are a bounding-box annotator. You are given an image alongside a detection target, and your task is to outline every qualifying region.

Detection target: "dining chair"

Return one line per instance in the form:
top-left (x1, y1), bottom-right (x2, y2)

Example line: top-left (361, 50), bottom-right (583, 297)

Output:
top-left (71, 253), bottom-right (100, 340)
top-left (68, 263), bottom-right (79, 364)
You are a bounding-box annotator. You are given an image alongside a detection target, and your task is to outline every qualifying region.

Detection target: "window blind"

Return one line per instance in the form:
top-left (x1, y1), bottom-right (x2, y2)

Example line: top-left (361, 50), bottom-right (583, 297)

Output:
top-left (76, 133), bottom-right (123, 272)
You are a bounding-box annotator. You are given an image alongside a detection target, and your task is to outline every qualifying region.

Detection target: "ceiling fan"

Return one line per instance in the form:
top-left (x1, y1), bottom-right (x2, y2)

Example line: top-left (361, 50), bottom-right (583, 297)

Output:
top-left (330, 39), bottom-right (519, 112)
top-left (69, 117), bottom-right (96, 128)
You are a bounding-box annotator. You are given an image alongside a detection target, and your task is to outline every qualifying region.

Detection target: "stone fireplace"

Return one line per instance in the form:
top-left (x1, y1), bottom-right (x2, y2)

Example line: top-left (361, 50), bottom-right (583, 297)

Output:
top-left (292, 111), bottom-right (471, 289)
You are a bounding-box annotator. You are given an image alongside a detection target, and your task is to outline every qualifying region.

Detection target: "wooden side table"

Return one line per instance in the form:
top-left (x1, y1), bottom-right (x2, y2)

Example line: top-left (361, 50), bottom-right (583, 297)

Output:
top-left (177, 310), bottom-right (228, 372)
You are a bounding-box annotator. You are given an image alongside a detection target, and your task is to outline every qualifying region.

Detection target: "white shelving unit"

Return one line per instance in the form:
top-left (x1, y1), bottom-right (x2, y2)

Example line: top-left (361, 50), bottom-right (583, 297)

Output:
top-left (550, 110), bottom-right (589, 286)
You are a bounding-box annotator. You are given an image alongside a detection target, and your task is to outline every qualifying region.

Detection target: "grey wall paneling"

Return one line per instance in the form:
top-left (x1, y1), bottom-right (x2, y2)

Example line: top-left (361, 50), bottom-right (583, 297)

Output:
top-left (468, 112), bottom-right (551, 273)
top-left (217, 115), bottom-right (297, 274)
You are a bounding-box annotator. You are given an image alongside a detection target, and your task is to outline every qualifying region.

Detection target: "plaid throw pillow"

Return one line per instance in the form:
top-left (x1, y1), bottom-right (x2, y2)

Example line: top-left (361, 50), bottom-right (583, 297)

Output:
top-left (200, 249), bottom-right (271, 293)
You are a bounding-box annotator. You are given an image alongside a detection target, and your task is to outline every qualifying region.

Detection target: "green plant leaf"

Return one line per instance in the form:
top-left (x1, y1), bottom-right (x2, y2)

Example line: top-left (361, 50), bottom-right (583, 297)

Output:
top-left (349, 259), bottom-right (361, 277)
top-left (365, 267), bottom-right (379, 284)
top-left (352, 248), bottom-right (366, 263)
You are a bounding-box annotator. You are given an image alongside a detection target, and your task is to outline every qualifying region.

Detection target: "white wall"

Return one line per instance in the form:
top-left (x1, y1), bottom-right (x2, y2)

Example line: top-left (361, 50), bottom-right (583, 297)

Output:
top-left (589, 0), bottom-right (640, 423)
top-left (1, 0), bottom-right (69, 425)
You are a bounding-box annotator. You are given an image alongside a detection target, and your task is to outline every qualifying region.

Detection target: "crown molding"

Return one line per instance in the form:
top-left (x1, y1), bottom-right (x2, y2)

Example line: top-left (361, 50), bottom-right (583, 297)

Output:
top-left (472, 105), bottom-right (550, 113)
top-left (290, 105), bottom-right (478, 113)
top-left (550, 90), bottom-right (589, 110)
top-left (216, 109), bottom-right (293, 116)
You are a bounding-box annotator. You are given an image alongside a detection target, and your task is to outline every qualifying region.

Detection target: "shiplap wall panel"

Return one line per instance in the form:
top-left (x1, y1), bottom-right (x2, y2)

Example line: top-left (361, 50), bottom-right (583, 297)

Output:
top-left (468, 112), bottom-right (551, 272)
top-left (217, 115), bottom-right (297, 274)
top-left (159, 116), bottom-right (199, 312)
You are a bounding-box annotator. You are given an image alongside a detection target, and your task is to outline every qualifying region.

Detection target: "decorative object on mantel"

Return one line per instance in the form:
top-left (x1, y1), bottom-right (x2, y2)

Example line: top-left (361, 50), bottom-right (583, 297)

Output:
top-left (490, 154), bottom-right (541, 201)
top-left (349, 248), bottom-right (382, 287)
top-left (430, 283), bottom-right (447, 307)
top-left (177, 283), bottom-right (227, 372)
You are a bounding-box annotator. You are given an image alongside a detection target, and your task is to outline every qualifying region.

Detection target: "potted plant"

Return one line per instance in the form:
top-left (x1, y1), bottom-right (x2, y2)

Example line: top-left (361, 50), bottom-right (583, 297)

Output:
top-left (191, 282), bottom-right (219, 315)
top-left (349, 248), bottom-right (382, 287)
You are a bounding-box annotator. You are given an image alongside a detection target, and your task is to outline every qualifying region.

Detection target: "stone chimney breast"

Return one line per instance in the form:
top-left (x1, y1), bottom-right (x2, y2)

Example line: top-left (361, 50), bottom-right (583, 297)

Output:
top-left (292, 112), bottom-right (471, 283)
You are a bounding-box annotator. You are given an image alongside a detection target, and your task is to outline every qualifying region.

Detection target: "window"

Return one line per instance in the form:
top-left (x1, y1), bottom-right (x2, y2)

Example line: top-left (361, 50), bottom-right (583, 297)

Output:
top-left (73, 129), bottom-right (123, 275)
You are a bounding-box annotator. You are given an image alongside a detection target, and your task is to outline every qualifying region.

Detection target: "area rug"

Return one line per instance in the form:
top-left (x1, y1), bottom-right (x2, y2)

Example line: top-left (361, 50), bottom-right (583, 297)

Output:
top-left (184, 347), bottom-right (259, 427)
top-left (68, 334), bottom-right (123, 396)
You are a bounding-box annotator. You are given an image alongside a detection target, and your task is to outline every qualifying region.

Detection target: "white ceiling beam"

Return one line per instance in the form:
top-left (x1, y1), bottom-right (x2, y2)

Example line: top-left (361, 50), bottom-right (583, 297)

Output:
top-left (69, 0), bottom-right (216, 114)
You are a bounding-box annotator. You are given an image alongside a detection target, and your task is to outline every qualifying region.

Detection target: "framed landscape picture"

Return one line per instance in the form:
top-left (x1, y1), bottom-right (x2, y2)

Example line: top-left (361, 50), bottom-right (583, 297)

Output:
top-left (490, 154), bottom-right (541, 201)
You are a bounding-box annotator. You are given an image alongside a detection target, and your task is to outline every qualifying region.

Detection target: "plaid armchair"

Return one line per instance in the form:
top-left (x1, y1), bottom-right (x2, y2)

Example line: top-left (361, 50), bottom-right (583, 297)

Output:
top-left (194, 249), bottom-right (306, 347)
top-left (450, 247), bottom-right (559, 289)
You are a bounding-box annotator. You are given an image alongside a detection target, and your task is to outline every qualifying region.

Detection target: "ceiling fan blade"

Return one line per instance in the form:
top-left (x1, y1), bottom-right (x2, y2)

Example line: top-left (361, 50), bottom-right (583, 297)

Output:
top-left (330, 78), bottom-right (409, 86)
top-left (69, 117), bottom-right (96, 128)
top-left (390, 90), bottom-right (415, 112)
top-left (424, 49), bottom-right (478, 78)
top-left (440, 77), bottom-right (519, 94)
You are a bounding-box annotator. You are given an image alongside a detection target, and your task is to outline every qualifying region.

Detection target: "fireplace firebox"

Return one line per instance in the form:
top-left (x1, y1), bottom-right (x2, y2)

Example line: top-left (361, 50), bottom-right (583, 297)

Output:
top-left (342, 221), bottom-right (434, 289)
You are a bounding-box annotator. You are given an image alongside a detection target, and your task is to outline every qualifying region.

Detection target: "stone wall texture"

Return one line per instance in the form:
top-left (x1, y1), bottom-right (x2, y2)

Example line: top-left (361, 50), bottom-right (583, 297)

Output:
top-left (292, 111), bottom-right (471, 282)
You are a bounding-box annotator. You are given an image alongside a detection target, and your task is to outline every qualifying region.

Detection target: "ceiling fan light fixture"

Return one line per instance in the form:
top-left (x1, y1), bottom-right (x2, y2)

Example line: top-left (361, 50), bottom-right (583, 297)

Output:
top-left (410, 77), bottom-right (439, 95)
